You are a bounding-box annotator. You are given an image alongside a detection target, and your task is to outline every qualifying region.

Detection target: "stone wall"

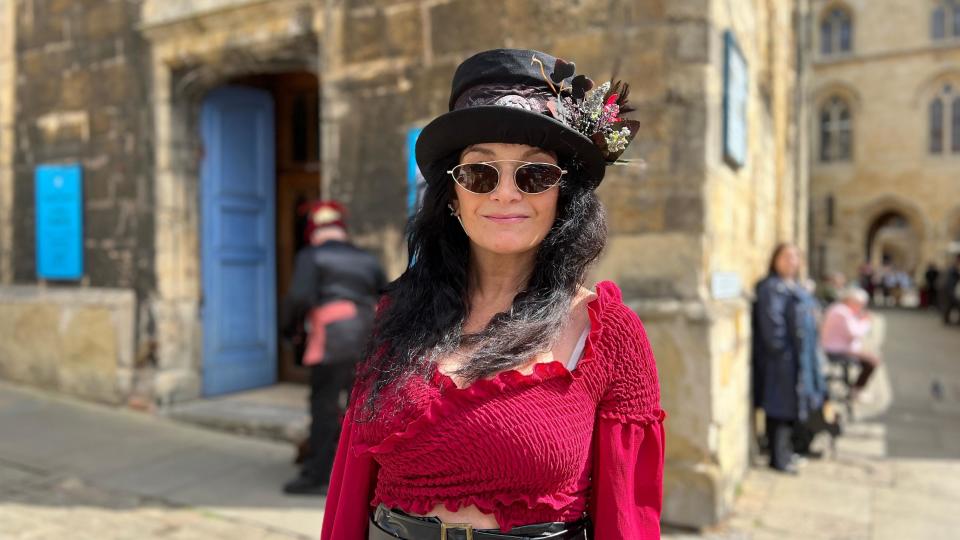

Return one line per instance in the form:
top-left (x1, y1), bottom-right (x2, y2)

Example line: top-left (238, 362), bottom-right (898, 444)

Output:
top-left (10, 0), bottom-right (154, 294)
top-left (691, 0), bottom-right (808, 524)
top-left (810, 0), bottom-right (960, 279)
top-left (588, 0), bottom-right (805, 527)
top-left (0, 0), bottom-right (15, 284)
top-left (322, 0), bottom-right (685, 280)
top-left (0, 286), bottom-right (136, 404)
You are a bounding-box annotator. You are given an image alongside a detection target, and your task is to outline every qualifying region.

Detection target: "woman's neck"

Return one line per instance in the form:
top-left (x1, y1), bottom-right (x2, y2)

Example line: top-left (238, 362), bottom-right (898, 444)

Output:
top-left (777, 273), bottom-right (796, 284)
top-left (467, 247), bottom-right (536, 312)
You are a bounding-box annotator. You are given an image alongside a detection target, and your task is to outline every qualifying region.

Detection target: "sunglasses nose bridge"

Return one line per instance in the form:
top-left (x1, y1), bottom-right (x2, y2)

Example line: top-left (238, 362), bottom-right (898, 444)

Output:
top-left (490, 162), bottom-right (524, 198)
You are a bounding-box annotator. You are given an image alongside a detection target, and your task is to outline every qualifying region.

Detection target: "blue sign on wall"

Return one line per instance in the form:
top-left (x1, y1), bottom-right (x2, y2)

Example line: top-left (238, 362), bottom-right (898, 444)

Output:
top-left (35, 164), bottom-right (83, 280)
top-left (406, 127), bottom-right (425, 217)
top-left (723, 30), bottom-right (748, 169)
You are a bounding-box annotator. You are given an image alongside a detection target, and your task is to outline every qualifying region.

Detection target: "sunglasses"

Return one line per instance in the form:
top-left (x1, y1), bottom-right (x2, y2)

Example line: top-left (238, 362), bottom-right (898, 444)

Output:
top-left (447, 160), bottom-right (567, 195)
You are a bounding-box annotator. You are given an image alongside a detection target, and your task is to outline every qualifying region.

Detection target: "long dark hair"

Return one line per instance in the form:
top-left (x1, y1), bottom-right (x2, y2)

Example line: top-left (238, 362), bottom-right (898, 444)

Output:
top-left (767, 242), bottom-right (798, 278)
top-left (356, 157), bottom-right (607, 416)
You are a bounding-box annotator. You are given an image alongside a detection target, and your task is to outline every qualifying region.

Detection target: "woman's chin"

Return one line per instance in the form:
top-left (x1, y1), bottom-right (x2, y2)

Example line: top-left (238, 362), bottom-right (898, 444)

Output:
top-left (473, 239), bottom-right (541, 256)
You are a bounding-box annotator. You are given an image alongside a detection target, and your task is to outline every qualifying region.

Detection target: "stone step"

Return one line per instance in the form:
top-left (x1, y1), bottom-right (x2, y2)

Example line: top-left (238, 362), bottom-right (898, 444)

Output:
top-left (164, 383), bottom-right (309, 444)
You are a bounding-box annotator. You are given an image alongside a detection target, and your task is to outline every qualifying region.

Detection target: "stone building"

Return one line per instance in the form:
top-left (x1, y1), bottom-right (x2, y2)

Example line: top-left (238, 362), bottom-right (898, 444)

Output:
top-left (0, 0), bottom-right (809, 529)
top-left (809, 0), bottom-right (960, 284)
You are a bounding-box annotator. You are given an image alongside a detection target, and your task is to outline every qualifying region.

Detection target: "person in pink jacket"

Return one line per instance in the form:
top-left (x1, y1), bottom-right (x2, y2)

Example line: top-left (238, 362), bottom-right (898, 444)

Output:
top-left (821, 287), bottom-right (880, 399)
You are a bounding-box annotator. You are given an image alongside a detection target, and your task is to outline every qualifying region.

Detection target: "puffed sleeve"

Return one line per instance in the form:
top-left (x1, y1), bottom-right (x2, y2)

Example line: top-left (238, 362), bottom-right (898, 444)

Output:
top-left (320, 404), bottom-right (379, 539)
top-left (589, 300), bottom-right (666, 540)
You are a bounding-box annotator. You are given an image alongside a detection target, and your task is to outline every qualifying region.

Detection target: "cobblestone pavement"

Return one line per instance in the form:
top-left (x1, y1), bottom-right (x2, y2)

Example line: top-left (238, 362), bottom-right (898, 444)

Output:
top-left (0, 469), bottom-right (305, 540)
top-left (665, 309), bottom-right (960, 540)
top-left (0, 384), bottom-right (318, 539)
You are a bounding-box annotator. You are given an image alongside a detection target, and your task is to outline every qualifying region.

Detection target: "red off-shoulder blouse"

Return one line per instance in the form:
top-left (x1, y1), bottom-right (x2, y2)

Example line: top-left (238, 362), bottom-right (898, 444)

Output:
top-left (320, 281), bottom-right (665, 539)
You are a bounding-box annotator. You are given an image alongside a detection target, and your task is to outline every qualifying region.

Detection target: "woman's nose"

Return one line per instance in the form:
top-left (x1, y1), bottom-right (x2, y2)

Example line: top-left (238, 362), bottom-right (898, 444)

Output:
top-left (490, 164), bottom-right (522, 202)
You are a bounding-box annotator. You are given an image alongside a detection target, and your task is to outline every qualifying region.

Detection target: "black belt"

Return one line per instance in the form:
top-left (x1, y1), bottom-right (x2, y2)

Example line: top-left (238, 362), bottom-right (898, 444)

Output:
top-left (369, 505), bottom-right (590, 540)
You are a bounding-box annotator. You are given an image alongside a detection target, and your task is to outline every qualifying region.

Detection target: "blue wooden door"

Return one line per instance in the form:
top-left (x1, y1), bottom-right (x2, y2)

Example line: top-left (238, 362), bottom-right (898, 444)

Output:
top-left (201, 86), bottom-right (277, 396)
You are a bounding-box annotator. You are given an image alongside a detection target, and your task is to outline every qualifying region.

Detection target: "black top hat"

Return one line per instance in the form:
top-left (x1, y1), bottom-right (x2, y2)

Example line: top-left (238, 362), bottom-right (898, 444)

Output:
top-left (415, 48), bottom-right (639, 189)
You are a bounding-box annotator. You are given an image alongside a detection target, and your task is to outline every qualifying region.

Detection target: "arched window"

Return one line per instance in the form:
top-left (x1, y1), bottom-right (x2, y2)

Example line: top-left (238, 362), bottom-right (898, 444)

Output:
top-left (931, 97), bottom-right (944, 153)
top-left (953, 96), bottom-right (960, 152)
top-left (821, 7), bottom-right (853, 55)
top-left (820, 97), bottom-right (852, 162)
top-left (929, 84), bottom-right (960, 155)
top-left (932, 1), bottom-right (960, 40)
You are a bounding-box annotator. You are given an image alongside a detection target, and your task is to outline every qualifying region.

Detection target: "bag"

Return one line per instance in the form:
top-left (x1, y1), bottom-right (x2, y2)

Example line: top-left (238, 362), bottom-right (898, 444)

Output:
top-left (302, 300), bottom-right (359, 366)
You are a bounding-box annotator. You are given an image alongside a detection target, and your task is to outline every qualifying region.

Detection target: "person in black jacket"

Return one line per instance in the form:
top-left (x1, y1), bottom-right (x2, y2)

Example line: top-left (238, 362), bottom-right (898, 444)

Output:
top-left (923, 263), bottom-right (940, 309)
top-left (752, 243), bottom-right (824, 474)
top-left (280, 200), bottom-right (387, 495)
top-left (941, 254), bottom-right (960, 325)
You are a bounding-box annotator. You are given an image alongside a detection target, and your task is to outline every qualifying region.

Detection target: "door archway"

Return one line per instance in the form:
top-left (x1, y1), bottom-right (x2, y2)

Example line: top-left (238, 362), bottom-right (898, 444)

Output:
top-left (865, 211), bottom-right (918, 271)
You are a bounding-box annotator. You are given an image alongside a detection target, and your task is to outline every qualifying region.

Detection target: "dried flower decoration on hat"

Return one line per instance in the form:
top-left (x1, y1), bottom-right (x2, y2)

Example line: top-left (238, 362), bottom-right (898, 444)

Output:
top-left (533, 55), bottom-right (640, 164)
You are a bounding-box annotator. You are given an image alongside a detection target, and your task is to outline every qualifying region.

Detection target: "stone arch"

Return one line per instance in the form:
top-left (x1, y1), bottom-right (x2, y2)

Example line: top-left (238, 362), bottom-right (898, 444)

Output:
top-left (946, 206), bottom-right (960, 243)
top-left (812, 81), bottom-right (862, 113)
top-left (819, 1), bottom-right (855, 21)
top-left (860, 195), bottom-right (928, 273)
top-left (910, 69), bottom-right (960, 109)
top-left (140, 3), bottom-right (323, 402)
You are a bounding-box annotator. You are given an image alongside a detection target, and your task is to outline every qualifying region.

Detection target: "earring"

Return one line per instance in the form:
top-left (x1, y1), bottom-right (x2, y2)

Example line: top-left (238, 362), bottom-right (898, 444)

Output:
top-left (448, 203), bottom-right (465, 230)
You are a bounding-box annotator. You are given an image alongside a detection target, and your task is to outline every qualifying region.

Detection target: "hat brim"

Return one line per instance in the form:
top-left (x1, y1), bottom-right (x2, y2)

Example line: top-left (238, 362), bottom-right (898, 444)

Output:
top-left (415, 106), bottom-right (606, 188)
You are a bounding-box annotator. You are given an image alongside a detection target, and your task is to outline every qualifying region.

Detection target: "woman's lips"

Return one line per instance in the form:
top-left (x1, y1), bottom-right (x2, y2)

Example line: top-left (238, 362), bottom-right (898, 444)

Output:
top-left (483, 214), bottom-right (528, 224)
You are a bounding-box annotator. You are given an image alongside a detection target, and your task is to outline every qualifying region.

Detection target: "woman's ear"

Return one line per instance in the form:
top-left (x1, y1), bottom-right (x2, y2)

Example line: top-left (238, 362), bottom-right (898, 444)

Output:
top-left (447, 199), bottom-right (460, 216)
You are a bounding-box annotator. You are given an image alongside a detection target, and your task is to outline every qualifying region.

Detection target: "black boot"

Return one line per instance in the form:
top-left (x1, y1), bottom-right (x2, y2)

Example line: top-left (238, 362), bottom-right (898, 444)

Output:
top-left (767, 416), bottom-right (798, 474)
top-left (283, 473), bottom-right (328, 496)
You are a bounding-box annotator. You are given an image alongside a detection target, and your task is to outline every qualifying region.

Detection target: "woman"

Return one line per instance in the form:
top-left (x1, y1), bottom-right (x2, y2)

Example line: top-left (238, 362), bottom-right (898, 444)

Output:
top-left (752, 243), bottom-right (825, 474)
top-left (321, 49), bottom-right (665, 539)
top-left (821, 287), bottom-right (879, 398)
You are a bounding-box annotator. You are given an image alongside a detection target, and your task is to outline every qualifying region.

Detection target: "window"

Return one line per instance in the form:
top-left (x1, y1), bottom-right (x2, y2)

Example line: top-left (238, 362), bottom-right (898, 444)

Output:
top-left (955, 3), bottom-right (960, 36)
top-left (820, 97), bottom-right (853, 162)
top-left (826, 195), bottom-right (836, 227)
top-left (953, 96), bottom-right (960, 152)
top-left (931, 97), bottom-right (944, 153)
top-left (930, 84), bottom-right (960, 155)
top-left (933, 6), bottom-right (946, 39)
top-left (821, 7), bottom-right (853, 55)
top-left (932, 1), bottom-right (960, 41)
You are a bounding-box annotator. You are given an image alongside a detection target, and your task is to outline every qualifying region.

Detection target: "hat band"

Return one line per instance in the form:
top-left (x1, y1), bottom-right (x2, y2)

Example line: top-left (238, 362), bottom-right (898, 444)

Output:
top-left (452, 84), bottom-right (555, 116)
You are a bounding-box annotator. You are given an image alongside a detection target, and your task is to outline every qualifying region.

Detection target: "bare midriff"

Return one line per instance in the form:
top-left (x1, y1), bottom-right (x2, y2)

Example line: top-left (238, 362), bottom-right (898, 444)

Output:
top-left (411, 504), bottom-right (500, 530)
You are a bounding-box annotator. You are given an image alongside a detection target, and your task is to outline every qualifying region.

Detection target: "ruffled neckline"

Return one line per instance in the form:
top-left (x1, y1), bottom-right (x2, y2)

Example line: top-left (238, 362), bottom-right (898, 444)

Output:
top-left (353, 281), bottom-right (621, 457)
top-left (431, 281), bottom-right (614, 392)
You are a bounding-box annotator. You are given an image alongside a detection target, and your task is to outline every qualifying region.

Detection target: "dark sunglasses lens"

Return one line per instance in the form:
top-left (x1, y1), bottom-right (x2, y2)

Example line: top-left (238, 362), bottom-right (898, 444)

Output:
top-left (516, 164), bottom-right (562, 193)
top-left (454, 164), bottom-right (498, 193)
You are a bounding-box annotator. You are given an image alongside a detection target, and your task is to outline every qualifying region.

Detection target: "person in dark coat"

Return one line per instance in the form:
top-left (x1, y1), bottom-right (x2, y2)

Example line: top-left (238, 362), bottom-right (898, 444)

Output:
top-left (923, 263), bottom-right (940, 309)
top-left (941, 255), bottom-right (960, 325)
top-left (752, 243), bottom-right (825, 474)
top-left (279, 200), bottom-right (387, 495)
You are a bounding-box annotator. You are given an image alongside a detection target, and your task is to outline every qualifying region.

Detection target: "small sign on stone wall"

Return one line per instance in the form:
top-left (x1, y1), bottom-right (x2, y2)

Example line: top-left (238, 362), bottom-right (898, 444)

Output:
top-left (35, 163), bottom-right (83, 280)
top-left (406, 126), bottom-right (426, 217)
top-left (723, 30), bottom-right (748, 169)
top-left (711, 271), bottom-right (743, 300)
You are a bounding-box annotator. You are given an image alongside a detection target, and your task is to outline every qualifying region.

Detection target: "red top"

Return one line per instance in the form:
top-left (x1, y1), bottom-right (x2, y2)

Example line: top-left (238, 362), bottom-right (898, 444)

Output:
top-left (321, 281), bottom-right (665, 539)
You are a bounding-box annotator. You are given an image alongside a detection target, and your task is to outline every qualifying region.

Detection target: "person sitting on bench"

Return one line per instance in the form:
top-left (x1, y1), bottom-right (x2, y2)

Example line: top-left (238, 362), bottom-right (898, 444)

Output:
top-left (820, 287), bottom-right (879, 400)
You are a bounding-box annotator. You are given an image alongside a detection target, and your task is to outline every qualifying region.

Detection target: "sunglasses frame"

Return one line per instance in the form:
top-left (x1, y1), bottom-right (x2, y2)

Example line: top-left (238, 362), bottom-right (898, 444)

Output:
top-left (447, 160), bottom-right (567, 195)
